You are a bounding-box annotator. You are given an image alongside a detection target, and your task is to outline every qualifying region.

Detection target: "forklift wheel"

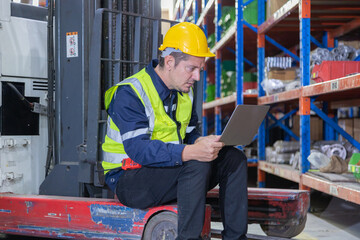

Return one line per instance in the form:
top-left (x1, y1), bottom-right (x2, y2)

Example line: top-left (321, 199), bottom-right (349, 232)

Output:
top-left (143, 211), bottom-right (178, 240)
top-left (260, 215), bottom-right (307, 238)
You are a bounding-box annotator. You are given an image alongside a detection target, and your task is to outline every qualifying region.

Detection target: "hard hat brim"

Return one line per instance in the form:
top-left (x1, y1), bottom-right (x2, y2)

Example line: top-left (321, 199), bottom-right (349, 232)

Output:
top-left (158, 46), bottom-right (215, 58)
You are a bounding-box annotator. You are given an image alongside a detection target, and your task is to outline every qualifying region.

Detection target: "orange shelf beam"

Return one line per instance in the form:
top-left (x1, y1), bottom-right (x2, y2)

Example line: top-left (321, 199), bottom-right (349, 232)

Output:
top-left (258, 161), bottom-right (301, 183)
top-left (302, 73), bottom-right (360, 97)
top-left (302, 173), bottom-right (360, 205)
top-left (257, 88), bottom-right (301, 105)
top-left (203, 94), bottom-right (257, 109)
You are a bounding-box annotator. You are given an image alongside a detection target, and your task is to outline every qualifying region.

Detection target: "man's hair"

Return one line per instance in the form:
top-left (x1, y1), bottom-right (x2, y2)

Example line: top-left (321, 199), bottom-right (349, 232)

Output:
top-left (158, 51), bottom-right (189, 68)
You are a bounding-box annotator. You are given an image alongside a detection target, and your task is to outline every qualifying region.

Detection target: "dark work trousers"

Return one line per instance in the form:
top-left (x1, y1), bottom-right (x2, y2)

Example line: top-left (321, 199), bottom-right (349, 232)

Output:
top-left (115, 146), bottom-right (248, 240)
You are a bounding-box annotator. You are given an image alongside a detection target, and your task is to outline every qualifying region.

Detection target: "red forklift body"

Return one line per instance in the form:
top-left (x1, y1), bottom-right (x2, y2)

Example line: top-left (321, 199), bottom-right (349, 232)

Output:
top-left (0, 193), bottom-right (211, 239)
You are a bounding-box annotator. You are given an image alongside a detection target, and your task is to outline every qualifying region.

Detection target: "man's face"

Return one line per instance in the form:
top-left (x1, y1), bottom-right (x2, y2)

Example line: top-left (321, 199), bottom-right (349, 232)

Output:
top-left (168, 55), bottom-right (205, 93)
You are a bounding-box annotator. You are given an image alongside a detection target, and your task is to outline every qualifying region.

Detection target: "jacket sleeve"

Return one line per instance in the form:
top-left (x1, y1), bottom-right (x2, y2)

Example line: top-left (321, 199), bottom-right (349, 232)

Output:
top-left (108, 85), bottom-right (184, 167)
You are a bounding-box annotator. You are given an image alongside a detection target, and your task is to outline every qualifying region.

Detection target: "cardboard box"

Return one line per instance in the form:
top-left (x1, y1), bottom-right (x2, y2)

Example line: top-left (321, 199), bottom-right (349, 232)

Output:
top-left (353, 118), bottom-right (360, 143)
top-left (268, 68), bottom-right (297, 81)
top-left (292, 115), bottom-right (323, 141)
top-left (338, 119), bottom-right (354, 142)
top-left (339, 41), bottom-right (360, 50)
top-left (266, 0), bottom-right (289, 20)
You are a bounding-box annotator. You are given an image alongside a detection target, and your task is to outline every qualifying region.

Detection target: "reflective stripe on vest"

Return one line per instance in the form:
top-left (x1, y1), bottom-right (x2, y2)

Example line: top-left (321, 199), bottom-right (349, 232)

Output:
top-left (103, 151), bottom-right (129, 165)
top-left (186, 126), bottom-right (196, 133)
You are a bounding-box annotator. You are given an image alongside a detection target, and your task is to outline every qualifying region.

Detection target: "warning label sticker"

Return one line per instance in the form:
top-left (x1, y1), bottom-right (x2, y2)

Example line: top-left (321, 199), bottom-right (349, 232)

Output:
top-left (66, 32), bottom-right (78, 58)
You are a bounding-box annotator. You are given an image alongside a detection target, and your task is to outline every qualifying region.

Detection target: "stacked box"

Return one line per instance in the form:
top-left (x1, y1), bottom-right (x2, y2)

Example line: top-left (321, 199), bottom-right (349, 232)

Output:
top-left (221, 70), bottom-right (236, 97)
top-left (354, 118), bottom-right (360, 143)
top-left (266, 0), bottom-right (288, 20)
top-left (243, 0), bottom-right (258, 24)
top-left (293, 115), bottom-right (323, 141)
top-left (207, 33), bottom-right (215, 49)
top-left (218, 6), bottom-right (236, 36)
top-left (221, 60), bottom-right (236, 97)
top-left (206, 84), bottom-right (215, 102)
top-left (220, 61), bottom-right (258, 95)
top-left (267, 68), bottom-right (297, 81)
top-left (338, 119), bottom-right (354, 142)
top-left (244, 72), bottom-right (257, 91)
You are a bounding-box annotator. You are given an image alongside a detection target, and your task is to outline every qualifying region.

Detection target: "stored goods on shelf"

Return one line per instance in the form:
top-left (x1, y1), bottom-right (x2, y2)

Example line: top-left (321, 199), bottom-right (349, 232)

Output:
top-left (319, 155), bottom-right (349, 174)
top-left (311, 48), bottom-right (334, 66)
top-left (312, 140), bottom-right (359, 160)
top-left (290, 151), bottom-right (300, 169)
top-left (206, 84), bottom-right (215, 102)
top-left (349, 153), bottom-right (360, 182)
top-left (261, 78), bottom-right (285, 95)
top-left (243, 0), bottom-right (258, 24)
top-left (266, 57), bottom-right (293, 70)
top-left (332, 45), bottom-right (358, 61)
top-left (218, 6), bottom-right (235, 36)
top-left (339, 40), bottom-right (360, 50)
top-left (307, 151), bottom-right (331, 170)
top-left (338, 118), bottom-right (354, 142)
top-left (261, 78), bottom-right (300, 95)
top-left (267, 68), bottom-right (298, 81)
top-left (266, 140), bottom-right (300, 164)
top-left (321, 143), bottom-right (347, 160)
top-left (312, 61), bottom-right (360, 83)
top-left (354, 118), bottom-right (360, 143)
top-left (266, 0), bottom-right (289, 20)
top-left (219, 61), bottom-right (258, 97)
top-left (207, 33), bottom-right (215, 49)
top-left (310, 45), bottom-right (359, 68)
top-left (274, 140), bottom-right (300, 153)
top-left (262, 58), bottom-right (300, 95)
top-left (293, 116), bottom-right (323, 141)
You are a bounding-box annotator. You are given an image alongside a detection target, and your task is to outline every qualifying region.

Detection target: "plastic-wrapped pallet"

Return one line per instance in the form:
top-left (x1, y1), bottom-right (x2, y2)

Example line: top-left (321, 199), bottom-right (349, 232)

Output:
top-left (307, 150), bottom-right (331, 170)
top-left (274, 140), bottom-right (300, 153)
top-left (266, 146), bottom-right (276, 163)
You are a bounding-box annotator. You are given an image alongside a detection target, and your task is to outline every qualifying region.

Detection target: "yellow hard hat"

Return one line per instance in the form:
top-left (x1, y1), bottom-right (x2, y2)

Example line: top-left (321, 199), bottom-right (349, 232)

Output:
top-left (159, 22), bottom-right (215, 58)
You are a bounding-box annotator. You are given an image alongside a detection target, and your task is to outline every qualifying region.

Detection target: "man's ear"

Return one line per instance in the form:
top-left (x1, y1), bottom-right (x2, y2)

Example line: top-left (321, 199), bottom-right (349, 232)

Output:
top-left (164, 55), bottom-right (175, 71)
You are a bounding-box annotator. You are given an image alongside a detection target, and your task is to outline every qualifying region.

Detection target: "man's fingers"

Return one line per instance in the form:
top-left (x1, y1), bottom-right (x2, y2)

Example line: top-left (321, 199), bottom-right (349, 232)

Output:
top-left (212, 142), bottom-right (224, 148)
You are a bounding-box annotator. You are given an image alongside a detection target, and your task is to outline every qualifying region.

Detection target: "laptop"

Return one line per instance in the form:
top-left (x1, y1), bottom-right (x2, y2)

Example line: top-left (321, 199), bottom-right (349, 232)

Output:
top-left (220, 104), bottom-right (270, 146)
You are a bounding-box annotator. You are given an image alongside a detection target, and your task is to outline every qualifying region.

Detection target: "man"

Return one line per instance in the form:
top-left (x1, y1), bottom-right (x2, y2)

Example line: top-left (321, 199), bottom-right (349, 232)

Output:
top-left (102, 22), bottom-right (248, 240)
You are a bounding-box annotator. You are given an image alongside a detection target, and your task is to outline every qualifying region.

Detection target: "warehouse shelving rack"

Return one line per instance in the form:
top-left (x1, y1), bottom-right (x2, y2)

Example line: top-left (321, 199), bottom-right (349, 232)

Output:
top-left (173, 0), bottom-right (360, 205)
top-left (256, 0), bottom-right (360, 205)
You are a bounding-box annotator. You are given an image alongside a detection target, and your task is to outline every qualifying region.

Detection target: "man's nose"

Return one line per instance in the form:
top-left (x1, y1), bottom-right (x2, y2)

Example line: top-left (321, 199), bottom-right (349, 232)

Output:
top-left (192, 69), bottom-right (201, 81)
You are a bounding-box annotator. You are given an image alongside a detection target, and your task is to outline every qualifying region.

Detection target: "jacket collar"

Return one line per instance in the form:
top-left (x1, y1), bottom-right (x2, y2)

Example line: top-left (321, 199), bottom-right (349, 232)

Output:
top-left (145, 59), bottom-right (182, 102)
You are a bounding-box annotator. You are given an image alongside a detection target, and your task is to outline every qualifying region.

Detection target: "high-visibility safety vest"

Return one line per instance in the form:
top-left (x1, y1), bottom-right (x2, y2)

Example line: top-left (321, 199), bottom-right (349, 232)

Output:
top-left (102, 68), bottom-right (194, 173)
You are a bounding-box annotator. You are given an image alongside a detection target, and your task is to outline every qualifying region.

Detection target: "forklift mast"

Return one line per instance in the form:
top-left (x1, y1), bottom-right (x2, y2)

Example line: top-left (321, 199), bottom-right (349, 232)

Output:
top-left (39, 0), bottom-right (198, 198)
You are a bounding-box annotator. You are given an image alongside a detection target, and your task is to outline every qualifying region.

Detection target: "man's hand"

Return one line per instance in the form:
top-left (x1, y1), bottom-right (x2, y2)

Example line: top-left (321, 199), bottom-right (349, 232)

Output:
top-left (182, 135), bottom-right (225, 162)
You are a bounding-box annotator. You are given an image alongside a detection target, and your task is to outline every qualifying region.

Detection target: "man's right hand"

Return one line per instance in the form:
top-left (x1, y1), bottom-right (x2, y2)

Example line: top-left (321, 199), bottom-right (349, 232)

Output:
top-left (182, 135), bottom-right (225, 162)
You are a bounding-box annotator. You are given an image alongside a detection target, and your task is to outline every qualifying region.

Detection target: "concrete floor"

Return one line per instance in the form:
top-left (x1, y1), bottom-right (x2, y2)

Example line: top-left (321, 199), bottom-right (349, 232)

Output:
top-left (212, 192), bottom-right (360, 239)
top-left (247, 212), bottom-right (360, 240)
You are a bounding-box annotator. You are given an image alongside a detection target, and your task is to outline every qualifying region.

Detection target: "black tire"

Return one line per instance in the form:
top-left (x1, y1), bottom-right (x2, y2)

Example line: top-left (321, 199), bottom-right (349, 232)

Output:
top-left (143, 211), bottom-right (178, 240)
top-left (260, 215), bottom-right (307, 238)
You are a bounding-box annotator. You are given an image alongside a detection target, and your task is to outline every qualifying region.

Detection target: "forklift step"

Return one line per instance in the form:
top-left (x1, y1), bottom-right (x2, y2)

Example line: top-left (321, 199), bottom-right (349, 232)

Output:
top-left (207, 187), bottom-right (310, 238)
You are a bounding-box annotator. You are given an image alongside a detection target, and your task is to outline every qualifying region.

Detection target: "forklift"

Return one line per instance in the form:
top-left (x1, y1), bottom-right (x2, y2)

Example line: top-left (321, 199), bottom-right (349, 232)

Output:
top-left (0, 0), bottom-right (309, 239)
